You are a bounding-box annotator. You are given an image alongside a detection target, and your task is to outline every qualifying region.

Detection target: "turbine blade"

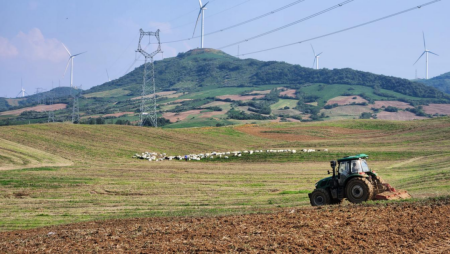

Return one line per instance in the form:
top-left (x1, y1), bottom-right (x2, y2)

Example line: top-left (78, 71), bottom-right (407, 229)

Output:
top-left (16, 91), bottom-right (22, 97)
top-left (62, 43), bottom-right (71, 56)
top-left (63, 57), bottom-right (71, 77)
top-left (312, 57), bottom-right (316, 68)
top-left (192, 11), bottom-right (202, 37)
top-left (317, 52), bottom-right (323, 56)
top-left (203, 1), bottom-right (209, 8)
top-left (413, 51), bottom-right (426, 65)
top-left (72, 51), bottom-right (87, 57)
top-left (428, 51), bottom-right (439, 56)
top-left (310, 44), bottom-right (315, 56)
top-left (423, 32), bottom-right (426, 49)
top-left (198, 0), bottom-right (203, 7)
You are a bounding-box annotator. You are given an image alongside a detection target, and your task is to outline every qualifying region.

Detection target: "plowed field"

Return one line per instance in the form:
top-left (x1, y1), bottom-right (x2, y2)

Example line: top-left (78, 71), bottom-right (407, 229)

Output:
top-left (1, 198), bottom-right (449, 253)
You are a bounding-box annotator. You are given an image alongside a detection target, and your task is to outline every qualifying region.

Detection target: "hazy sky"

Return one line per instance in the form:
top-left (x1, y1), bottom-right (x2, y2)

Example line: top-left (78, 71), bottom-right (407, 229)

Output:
top-left (0, 0), bottom-right (448, 97)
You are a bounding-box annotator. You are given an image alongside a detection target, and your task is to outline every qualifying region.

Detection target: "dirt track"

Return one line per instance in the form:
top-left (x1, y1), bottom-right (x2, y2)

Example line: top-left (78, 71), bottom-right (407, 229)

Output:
top-left (1, 198), bottom-right (449, 253)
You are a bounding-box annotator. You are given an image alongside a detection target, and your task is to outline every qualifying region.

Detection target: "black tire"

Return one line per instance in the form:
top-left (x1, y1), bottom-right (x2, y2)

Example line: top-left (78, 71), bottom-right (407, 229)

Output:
top-left (309, 189), bottom-right (331, 206)
top-left (345, 177), bottom-right (374, 204)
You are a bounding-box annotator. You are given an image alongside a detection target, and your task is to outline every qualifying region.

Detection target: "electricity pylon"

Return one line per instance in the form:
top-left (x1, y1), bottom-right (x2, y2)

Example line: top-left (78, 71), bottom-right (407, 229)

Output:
top-left (136, 29), bottom-right (163, 127)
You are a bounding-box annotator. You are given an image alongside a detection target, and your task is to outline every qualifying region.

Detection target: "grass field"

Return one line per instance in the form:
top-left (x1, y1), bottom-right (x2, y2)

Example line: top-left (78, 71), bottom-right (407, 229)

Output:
top-left (270, 99), bottom-right (298, 110)
top-left (83, 88), bottom-right (131, 98)
top-left (0, 117), bottom-right (449, 231)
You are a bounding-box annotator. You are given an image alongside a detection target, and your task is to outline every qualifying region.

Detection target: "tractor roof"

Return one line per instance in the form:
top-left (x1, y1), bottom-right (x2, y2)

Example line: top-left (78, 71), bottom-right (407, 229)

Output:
top-left (337, 154), bottom-right (369, 162)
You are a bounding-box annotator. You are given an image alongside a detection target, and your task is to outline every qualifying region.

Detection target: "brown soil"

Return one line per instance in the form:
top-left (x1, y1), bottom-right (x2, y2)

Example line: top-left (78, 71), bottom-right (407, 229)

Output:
top-left (279, 89), bottom-right (296, 98)
top-left (200, 111), bottom-right (224, 118)
top-left (216, 94), bottom-right (265, 101)
top-left (1, 199), bottom-right (449, 253)
top-left (423, 104), bottom-right (450, 115)
top-left (377, 111), bottom-right (428, 120)
top-left (103, 112), bottom-right (135, 118)
top-left (372, 101), bottom-right (413, 109)
top-left (0, 104), bottom-right (67, 116)
top-left (326, 96), bottom-right (368, 105)
top-left (249, 90), bottom-right (271, 95)
top-left (163, 110), bottom-right (202, 122)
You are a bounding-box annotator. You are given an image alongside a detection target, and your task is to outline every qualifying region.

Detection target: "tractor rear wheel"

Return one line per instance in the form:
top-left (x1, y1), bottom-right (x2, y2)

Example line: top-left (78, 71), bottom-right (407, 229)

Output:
top-left (345, 178), bottom-right (374, 204)
top-left (310, 189), bottom-right (331, 206)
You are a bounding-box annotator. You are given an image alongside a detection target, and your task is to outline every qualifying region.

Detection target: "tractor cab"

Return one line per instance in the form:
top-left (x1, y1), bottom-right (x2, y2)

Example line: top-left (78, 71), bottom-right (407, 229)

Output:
top-left (336, 154), bottom-right (375, 185)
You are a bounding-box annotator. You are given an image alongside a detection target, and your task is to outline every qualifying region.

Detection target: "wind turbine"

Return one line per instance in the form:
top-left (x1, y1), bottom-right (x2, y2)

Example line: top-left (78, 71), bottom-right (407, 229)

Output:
top-left (16, 79), bottom-right (28, 98)
top-left (192, 0), bottom-right (209, 48)
top-left (106, 69), bottom-right (111, 82)
top-left (62, 43), bottom-right (86, 87)
top-left (413, 32), bottom-right (438, 80)
top-left (311, 44), bottom-right (323, 70)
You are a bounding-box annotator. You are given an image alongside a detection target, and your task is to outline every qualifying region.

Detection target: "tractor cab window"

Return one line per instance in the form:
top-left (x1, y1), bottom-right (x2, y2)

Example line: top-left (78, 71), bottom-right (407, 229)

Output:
top-left (338, 161), bottom-right (349, 174)
top-left (351, 160), bottom-right (362, 173)
top-left (361, 159), bottom-right (370, 172)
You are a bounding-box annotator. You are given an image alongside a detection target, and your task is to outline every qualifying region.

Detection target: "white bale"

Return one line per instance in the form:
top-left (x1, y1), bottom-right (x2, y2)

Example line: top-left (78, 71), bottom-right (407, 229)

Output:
top-left (249, 151), bottom-right (253, 155)
top-left (238, 154), bottom-right (242, 157)
top-left (224, 156), bottom-right (229, 159)
top-left (292, 150), bottom-right (296, 153)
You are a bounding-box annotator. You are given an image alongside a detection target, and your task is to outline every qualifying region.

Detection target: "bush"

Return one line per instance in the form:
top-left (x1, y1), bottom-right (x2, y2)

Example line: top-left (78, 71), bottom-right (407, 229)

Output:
top-left (384, 106), bottom-right (398, 112)
top-left (360, 112), bottom-right (373, 119)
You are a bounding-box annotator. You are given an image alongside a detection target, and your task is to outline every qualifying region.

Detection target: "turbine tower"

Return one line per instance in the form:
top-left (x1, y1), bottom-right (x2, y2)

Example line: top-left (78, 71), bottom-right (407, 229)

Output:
top-left (193, 0), bottom-right (209, 48)
top-left (16, 79), bottom-right (28, 98)
top-left (414, 32), bottom-right (438, 80)
top-left (311, 45), bottom-right (323, 70)
top-left (62, 43), bottom-right (86, 87)
top-left (106, 69), bottom-right (111, 82)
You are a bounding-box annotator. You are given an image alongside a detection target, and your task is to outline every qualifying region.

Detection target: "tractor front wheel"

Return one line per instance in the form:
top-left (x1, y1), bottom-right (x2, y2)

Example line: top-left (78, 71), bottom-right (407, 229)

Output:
top-left (345, 178), bottom-right (374, 204)
top-left (309, 189), bottom-right (331, 206)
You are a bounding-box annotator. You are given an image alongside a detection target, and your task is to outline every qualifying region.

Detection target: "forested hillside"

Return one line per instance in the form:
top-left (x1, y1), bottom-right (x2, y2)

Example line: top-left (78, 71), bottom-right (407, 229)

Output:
top-left (416, 72), bottom-right (450, 94)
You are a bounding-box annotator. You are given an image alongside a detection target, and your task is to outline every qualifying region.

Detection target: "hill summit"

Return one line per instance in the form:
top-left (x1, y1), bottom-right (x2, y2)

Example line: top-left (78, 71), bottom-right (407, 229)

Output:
top-left (176, 48), bottom-right (234, 59)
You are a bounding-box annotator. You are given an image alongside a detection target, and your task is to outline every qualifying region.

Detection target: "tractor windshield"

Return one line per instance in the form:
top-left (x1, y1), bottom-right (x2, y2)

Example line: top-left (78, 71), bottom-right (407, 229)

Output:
top-left (361, 159), bottom-right (370, 172)
top-left (351, 160), bottom-right (362, 173)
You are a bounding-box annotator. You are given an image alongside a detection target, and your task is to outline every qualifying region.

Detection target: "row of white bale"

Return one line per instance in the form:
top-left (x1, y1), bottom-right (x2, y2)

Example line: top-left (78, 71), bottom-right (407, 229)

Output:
top-left (133, 148), bottom-right (328, 162)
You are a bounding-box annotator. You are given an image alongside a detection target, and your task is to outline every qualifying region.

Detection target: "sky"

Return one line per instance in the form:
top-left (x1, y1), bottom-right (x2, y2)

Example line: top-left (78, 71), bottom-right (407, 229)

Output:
top-left (0, 0), bottom-right (449, 98)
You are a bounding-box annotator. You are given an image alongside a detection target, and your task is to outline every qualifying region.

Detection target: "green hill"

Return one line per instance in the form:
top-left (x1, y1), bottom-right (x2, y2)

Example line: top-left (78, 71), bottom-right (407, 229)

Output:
top-left (415, 72), bottom-right (450, 94)
top-left (1, 48), bottom-right (450, 126)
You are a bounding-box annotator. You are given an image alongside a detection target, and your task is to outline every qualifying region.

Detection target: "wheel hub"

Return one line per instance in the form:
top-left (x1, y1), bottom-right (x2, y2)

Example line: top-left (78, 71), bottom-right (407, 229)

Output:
top-left (315, 196), bottom-right (324, 205)
top-left (352, 185), bottom-right (364, 198)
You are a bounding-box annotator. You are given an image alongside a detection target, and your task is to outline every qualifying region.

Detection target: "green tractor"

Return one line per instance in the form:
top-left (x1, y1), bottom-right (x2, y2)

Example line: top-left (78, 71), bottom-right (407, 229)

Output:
top-left (308, 154), bottom-right (410, 206)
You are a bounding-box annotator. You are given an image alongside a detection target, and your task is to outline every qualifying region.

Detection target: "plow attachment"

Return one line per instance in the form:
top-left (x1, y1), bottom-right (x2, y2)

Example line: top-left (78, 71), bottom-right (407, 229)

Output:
top-left (374, 183), bottom-right (411, 201)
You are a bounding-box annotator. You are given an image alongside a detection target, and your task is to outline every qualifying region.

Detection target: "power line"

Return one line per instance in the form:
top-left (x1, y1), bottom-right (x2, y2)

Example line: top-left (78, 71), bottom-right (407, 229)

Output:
top-left (169, 0), bottom-right (252, 31)
top-left (218, 0), bottom-right (355, 50)
top-left (237, 0), bottom-right (442, 57)
top-left (167, 0), bottom-right (220, 23)
top-left (160, 0), bottom-right (308, 44)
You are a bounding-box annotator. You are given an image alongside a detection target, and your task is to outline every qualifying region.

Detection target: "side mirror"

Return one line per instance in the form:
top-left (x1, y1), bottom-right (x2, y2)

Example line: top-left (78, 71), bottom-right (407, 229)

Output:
top-left (327, 170), bottom-right (331, 175)
top-left (330, 160), bottom-right (336, 169)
